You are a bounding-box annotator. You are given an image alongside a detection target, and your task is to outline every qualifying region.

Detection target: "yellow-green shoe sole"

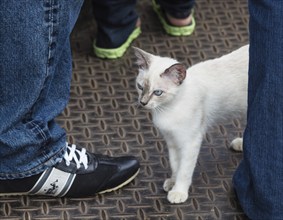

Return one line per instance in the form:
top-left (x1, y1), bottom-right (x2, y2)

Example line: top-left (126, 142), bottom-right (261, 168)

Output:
top-left (152, 0), bottom-right (195, 36)
top-left (94, 27), bottom-right (141, 59)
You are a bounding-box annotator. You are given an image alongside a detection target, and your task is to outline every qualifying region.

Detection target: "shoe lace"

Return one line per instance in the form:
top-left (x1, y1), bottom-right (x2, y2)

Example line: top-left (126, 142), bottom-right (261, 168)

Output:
top-left (63, 143), bottom-right (89, 169)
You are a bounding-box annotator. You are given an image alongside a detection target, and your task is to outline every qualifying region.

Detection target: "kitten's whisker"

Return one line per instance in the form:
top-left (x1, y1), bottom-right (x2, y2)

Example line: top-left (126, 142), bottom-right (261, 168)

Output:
top-left (158, 106), bottom-right (164, 113)
top-left (154, 105), bottom-right (171, 114)
top-left (156, 106), bottom-right (165, 114)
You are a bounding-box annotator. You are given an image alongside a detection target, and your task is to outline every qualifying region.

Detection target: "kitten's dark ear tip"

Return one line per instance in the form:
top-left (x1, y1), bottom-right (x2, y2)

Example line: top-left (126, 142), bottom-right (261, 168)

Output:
top-left (132, 46), bottom-right (142, 55)
top-left (133, 46), bottom-right (143, 50)
top-left (132, 47), bottom-right (151, 69)
top-left (132, 47), bottom-right (145, 56)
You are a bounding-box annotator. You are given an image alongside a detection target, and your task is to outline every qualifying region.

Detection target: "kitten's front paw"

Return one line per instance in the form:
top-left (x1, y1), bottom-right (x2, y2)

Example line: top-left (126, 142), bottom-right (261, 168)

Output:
top-left (163, 178), bottom-right (175, 192)
top-left (167, 190), bottom-right (188, 204)
top-left (230, 138), bottom-right (243, 151)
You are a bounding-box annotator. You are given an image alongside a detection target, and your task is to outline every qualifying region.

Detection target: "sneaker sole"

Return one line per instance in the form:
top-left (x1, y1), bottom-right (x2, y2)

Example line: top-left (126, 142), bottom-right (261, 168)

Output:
top-left (98, 168), bottom-right (140, 194)
top-left (94, 27), bottom-right (141, 59)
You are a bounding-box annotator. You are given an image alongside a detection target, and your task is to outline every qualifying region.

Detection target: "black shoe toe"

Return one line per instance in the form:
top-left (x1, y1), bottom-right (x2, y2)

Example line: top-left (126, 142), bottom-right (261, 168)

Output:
top-left (65, 153), bottom-right (140, 197)
top-left (98, 155), bottom-right (140, 193)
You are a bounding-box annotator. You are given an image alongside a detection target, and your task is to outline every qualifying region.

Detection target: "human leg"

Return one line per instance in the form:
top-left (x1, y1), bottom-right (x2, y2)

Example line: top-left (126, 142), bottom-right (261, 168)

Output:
top-left (0, 0), bottom-right (139, 196)
top-left (92, 0), bottom-right (141, 59)
top-left (157, 0), bottom-right (195, 20)
top-left (0, 0), bottom-right (83, 179)
top-left (152, 0), bottom-right (196, 36)
top-left (233, 0), bottom-right (283, 218)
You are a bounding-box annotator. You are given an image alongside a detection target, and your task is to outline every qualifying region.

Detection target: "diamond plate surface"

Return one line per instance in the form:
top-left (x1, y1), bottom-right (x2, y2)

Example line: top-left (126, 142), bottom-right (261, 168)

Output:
top-left (0, 0), bottom-right (249, 219)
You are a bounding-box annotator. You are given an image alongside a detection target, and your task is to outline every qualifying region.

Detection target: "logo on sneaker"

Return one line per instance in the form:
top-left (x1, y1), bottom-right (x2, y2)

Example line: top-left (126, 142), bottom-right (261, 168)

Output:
top-left (44, 179), bottom-right (59, 195)
top-left (28, 167), bottom-right (76, 197)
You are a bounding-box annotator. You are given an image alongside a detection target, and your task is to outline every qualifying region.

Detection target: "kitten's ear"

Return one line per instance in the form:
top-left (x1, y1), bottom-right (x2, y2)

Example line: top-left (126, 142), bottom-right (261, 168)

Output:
top-left (161, 63), bottom-right (187, 85)
top-left (132, 47), bottom-right (152, 70)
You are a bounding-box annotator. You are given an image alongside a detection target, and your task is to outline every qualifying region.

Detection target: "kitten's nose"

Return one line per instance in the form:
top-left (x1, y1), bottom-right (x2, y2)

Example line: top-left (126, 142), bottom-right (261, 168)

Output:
top-left (140, 101), bottom-right (147, 106)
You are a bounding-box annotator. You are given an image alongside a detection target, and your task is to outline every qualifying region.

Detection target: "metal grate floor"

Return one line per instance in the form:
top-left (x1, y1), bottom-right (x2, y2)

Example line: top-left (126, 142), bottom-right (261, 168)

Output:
top-left (0, 0), bottom-right (249, 219)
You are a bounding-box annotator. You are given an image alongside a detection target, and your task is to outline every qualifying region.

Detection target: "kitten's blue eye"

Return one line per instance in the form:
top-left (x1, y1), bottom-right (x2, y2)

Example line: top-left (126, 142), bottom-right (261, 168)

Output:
top-left (153, 90), bottom-right (163, 96)
top-left (137, 83), bottom-right (143, 90)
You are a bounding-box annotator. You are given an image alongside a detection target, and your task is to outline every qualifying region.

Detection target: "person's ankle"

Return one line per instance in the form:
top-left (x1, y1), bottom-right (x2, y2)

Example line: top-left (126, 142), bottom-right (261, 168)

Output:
top-left (166, 13), bottom-right (193, 27)
top-left (136, 18), bottom-right (141, 28)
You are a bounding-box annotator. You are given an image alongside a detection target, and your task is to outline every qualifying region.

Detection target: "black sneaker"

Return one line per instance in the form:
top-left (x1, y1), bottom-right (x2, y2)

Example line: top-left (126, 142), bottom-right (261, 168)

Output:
top-left (0, 143), bottom-right (140, 197)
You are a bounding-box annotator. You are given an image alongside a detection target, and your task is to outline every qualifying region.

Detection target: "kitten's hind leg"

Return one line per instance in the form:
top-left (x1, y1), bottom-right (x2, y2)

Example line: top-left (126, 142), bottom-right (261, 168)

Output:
top-left (230, 137), bottom-right (243, 151)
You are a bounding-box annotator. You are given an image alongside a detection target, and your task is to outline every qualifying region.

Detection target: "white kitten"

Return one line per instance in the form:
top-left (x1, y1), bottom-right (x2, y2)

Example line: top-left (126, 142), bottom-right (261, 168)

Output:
top-left (134, 45), bottom-right (248, 203)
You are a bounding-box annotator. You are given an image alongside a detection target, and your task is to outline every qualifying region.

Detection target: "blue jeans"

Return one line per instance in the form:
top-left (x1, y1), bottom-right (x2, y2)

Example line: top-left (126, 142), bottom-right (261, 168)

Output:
top-left (233, 0), bottom-right (283, 219)
top-left (0, 0), bottom-right (84, 180)
top-left (92, 0), bottom-right (139, 48)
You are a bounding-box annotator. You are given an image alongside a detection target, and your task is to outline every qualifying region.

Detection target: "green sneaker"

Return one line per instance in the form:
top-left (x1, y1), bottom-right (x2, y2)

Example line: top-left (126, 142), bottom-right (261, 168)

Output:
top-left (152, 0), bottom-right (195, 36)
top-left (94, 27), bottom-right (141, 59)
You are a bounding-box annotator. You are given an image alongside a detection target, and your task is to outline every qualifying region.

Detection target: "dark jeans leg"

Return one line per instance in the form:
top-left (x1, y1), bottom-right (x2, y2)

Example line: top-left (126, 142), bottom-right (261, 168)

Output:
top-left (157, 0), bottom-right (195, 19)
top-left (92, 0), bottom-right (138, 48)
top-left (233, 0), bottom-right (283, 219)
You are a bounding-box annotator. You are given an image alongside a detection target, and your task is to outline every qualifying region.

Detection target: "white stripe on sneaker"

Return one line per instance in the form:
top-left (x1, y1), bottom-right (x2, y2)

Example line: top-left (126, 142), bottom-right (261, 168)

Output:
top-left (28, 167), bottom-right (76, 197)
